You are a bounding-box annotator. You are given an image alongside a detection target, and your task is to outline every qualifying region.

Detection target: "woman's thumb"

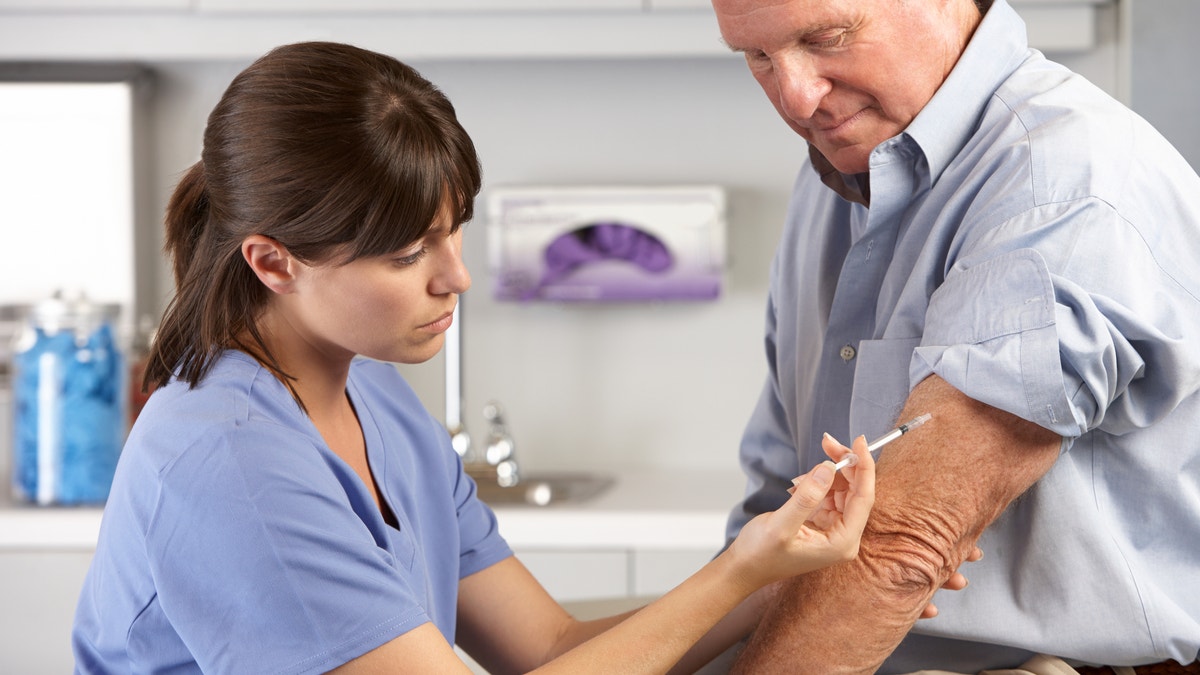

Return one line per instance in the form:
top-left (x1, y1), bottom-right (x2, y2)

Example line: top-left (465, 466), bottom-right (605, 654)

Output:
top-left (784, 461), bottom-right (836, 521)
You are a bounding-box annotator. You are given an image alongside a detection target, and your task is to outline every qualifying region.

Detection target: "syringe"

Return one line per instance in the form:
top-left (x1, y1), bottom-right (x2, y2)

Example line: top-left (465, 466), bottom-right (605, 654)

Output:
top-left (832, 413), bottom-right (932, 471)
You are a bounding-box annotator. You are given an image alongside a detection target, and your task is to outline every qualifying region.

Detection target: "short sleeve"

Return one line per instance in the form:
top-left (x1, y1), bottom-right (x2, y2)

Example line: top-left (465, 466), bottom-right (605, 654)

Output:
top-left (447, 441), bottom-right (512, 579)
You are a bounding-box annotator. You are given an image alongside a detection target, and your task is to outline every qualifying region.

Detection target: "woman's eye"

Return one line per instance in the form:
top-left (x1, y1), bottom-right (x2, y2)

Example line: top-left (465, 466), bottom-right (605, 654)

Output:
top-left (394, 247), bottom-right (428, 266)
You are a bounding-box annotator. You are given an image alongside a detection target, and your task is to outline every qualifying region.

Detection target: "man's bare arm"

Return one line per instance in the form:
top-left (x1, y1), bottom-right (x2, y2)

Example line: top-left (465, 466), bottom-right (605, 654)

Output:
top-left (732, 375), bottom-right (1063, 674)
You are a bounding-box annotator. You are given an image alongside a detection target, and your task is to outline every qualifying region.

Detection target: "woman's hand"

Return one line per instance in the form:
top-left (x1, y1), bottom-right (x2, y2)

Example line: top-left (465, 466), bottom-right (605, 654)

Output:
top-left (724, 434), bottom-right (875, 591)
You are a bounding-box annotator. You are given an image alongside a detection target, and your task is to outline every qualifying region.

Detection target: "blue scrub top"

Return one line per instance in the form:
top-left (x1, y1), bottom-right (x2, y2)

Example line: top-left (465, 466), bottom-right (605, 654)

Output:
top-left (73, 351), bottom-right (513, 674)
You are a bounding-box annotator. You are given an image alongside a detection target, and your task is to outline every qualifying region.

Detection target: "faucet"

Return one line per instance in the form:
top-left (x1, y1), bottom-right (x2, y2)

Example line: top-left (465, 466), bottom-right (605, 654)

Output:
top-left (445, 303), bottom-right (520, 487)
top-left (482, 401), bottom-right (520, 487)
top-left (445, 304), bottom-right (472, 459)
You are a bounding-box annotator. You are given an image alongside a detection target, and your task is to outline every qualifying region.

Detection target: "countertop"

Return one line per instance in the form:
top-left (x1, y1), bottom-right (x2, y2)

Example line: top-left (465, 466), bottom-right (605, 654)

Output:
top-left (490, 466), bottom-right (743, 550)
top-left (0, 466), bottom-right (746, 552)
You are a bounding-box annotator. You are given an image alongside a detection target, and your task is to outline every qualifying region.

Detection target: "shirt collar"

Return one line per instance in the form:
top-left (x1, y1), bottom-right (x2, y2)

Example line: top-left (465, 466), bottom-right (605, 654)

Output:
top-left (904, 0), bottom-right (1030, 185)
top-left (808, 143), bottom-right (871, 206)
top-left (808, 0), bottom-right (1030, 201)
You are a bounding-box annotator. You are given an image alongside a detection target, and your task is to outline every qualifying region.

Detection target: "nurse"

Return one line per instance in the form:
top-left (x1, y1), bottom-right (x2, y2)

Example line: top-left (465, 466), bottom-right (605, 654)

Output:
top-left (70, 41), bottom-right (877, 674)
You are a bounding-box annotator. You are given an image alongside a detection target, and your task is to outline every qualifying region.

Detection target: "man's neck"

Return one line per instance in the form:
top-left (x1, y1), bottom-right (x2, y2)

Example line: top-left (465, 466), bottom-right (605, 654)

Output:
top-left (808, 144), bottom-right (871, 207)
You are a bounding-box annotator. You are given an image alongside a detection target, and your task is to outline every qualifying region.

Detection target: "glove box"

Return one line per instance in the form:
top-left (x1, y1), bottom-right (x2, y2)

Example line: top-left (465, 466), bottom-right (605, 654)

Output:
top-left (486, 185), bottom-right (726, 302)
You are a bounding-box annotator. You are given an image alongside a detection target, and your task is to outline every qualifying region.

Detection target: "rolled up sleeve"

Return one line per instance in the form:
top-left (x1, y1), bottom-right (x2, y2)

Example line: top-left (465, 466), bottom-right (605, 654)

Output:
top-left (911, 248), bottom-right (1084, 437)
top-left (912, 224), bottom-right (1200, 441)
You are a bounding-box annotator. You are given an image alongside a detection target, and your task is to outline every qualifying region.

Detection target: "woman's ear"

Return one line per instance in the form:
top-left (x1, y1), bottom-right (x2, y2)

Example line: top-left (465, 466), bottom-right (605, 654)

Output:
top-left (241, 234), bottom-right (298, 294)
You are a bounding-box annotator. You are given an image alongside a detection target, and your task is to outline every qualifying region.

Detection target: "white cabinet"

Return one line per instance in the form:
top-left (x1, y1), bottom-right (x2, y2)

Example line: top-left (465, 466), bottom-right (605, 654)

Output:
top-left (196, 0), bottom-right (641, 12)
top-left (0, 0), bottom-right (187, 8)
top-left (0, 0), bottom-right (1117, 60)
top-left (512, 547), bottom-right (720, 602)
top-left (632, 548), bottom-right (715, 596)
top-left (648, 0), bottom-right (1116, 51)
top-left (647, 0), bottom-right (710, 8)
top-left (0, 79), bottom-right (139, 316)
top-left (0, 551), bottom-right (93, 675)
top-left (516, 549), bottom-right (630, 601)
top-left (648, 0), bottom-right (710, 7)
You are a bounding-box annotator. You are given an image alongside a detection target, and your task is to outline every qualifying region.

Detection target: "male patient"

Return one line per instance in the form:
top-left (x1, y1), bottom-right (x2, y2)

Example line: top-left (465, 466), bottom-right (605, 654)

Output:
top-left (712, 0), bottom-right (1200, 672)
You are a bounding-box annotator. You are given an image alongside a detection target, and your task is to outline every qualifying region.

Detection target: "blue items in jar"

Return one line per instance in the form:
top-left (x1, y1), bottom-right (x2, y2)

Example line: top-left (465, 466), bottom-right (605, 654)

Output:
top-left (11, 294), bottom-right (126, 505)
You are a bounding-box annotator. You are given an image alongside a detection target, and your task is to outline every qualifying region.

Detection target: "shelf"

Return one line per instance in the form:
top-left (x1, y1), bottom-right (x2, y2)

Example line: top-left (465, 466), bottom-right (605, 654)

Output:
top-left (0, 11), bottom-right (730, 61)
top-left (0, 0), bottom-right (1115, 61)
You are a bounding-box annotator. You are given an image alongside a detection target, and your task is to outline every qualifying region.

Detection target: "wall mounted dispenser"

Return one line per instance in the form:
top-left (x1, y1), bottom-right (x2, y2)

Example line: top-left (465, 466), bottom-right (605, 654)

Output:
top-left (486, 185), bottom-right (726, 302)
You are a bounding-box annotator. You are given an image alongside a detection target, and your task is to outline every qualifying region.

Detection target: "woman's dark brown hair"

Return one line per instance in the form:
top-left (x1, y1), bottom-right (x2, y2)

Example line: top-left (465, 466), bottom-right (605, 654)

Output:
top-left (145, 41), bottom-right (482, 393)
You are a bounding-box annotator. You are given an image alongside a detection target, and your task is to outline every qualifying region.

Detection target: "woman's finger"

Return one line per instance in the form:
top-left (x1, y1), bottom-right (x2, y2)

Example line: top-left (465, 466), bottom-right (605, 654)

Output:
top-left (782, 462), bottom-right (838, 526)
top-left (838, 435), bottom-right (875, 531)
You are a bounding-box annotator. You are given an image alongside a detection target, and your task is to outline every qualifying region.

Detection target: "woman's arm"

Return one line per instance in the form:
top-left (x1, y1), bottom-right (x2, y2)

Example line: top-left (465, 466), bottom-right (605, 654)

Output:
top-left (529, 440), bottom-right (874, 674)
top-left (332, 438), bottom-right (875, 674)
top-left (454, 556), bottom-right (632, 674)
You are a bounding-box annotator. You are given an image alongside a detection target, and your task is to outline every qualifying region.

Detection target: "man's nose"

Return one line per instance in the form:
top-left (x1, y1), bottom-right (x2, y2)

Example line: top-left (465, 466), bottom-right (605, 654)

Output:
top-left (773, 53), bottom-right (831, 123)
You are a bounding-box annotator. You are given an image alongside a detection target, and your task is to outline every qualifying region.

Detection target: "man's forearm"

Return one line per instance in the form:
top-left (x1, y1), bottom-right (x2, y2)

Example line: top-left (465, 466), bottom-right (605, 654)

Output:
top-left (733, 550), bottom-right (933, 673)
top-left (733, 375), bottom-right (1062, 673)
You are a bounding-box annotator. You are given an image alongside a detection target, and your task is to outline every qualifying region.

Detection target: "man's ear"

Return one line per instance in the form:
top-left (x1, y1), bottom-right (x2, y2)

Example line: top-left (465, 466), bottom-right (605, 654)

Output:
top-left (241, 234), bottom-right (298, 294)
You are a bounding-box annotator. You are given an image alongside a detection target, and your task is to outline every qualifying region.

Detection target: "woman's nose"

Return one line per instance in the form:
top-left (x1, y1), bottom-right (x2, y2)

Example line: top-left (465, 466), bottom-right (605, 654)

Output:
top-left (433, 233), bottom-right (471, 296)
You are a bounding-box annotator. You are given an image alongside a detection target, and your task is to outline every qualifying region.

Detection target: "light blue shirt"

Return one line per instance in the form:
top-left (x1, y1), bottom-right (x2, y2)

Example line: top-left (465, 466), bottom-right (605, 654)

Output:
top-left (73, 351), bottom-right (512, 674)
top-left (727, 0), bottom-right (1200, 669)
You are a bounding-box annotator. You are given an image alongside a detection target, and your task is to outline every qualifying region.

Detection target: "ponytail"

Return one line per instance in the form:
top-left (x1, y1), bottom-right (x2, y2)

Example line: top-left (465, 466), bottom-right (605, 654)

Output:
top-left (143, 162), bottom-right (272, 392)
top-left (163, 162), bottom-right (209, 290)
top-left (144, 162), bottom-right (211, 390)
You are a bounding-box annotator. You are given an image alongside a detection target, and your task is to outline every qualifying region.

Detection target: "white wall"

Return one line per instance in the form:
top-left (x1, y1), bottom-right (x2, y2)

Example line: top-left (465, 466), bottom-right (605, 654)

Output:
top-left (139, 32), bottom-right (1124, 475)
top-left (1130, 0), bottom-right (1200, 169)
top-left (145, 56), bottom-right (801, 474)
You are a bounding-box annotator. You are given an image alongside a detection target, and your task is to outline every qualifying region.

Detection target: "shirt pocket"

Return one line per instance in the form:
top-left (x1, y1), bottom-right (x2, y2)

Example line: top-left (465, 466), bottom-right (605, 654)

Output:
top-left (849, 337), bottom-right (921, 440)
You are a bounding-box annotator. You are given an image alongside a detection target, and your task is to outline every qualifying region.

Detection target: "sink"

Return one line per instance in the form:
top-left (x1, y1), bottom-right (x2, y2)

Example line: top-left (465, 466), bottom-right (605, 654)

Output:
top-left (467, 466), bottom-right (615, 507)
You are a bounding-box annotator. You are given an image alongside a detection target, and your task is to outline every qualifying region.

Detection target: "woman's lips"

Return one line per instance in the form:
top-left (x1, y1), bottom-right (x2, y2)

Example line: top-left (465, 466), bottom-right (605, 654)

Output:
top-left (420, 310), bottom-right (455, 333)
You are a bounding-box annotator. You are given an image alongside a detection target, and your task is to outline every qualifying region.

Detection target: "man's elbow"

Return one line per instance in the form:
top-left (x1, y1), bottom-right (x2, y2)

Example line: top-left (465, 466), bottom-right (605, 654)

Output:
top-left (859, 511), bottom-right (964, 608)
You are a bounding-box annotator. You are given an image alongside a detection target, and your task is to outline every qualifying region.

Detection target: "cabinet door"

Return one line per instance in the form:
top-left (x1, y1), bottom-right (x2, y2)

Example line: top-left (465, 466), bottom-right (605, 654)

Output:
top-left (0, 78), bottom-right (137, 314)
top-left (195, 0), bottom-right (641, 12)
top-left (0, 0), bottom-right (188, 8)
top-left (631, 548), bottom-right (716, 597)
top-left (513, 549), bottom-right (629, 602)
top-left (648, 0), bottom-right (711, 8)
top-left (0, 551), bottom-right (94, 674)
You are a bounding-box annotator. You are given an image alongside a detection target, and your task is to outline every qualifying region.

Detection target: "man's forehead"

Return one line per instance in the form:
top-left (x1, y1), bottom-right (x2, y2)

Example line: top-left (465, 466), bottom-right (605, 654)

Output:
top-left (713, 0), bottom-right (856, 47)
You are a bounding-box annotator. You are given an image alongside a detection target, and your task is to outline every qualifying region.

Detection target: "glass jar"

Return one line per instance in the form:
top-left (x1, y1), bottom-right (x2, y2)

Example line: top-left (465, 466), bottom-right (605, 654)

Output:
top-left (10, 293), bottom-right (127, 505)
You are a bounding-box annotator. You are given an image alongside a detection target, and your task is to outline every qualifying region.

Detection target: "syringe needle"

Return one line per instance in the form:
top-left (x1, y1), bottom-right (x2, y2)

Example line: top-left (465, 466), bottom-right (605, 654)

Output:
top-left (832, 413), bottom-right (933, 471)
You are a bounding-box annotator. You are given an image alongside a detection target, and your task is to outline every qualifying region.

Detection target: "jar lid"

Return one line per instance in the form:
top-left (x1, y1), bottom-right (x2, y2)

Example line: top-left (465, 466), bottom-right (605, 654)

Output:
top-left (25, 291), bottom-right (121, 335)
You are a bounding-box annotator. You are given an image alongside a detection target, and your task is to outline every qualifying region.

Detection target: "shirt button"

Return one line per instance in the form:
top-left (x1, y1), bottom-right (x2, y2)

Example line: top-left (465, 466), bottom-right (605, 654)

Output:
top-left (839, 344), bottom-right (857, 362)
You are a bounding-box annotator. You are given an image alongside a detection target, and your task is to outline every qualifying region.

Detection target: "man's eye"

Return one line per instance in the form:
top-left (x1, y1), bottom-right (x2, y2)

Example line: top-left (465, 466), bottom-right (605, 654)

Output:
top-left (745, 50), bottom-right (772, 67)
top-left (809, 31), bottom-right (846, 49)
